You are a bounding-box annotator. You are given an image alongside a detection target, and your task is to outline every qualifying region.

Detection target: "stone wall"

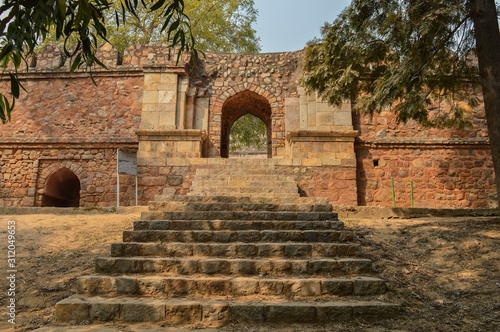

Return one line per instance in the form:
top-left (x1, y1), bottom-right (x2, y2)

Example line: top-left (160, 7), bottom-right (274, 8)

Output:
top-left (0, 145), bottom-right (137, 207)
top-left (355, 106), bottom-right (496, 208)
top-left (0, 42), bottom-right (497, 208)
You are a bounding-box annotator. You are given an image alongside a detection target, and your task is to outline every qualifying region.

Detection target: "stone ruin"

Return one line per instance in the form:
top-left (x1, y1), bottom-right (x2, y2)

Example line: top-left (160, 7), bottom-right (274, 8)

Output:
top-left (0, 42), bottom-right (497, 209)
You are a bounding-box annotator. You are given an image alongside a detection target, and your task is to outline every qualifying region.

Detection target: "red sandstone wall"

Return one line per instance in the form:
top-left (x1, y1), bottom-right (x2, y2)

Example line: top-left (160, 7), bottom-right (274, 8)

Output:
top-left (0, 147), bottom-right (138, 207)
top-left (0, 74), bottom-right (143, 139)
top-left (355, 106), bottom-right (497, 209)
top-left (356, 146), bottom-right (496, 208)
top-left (296, 167), bottom-right (358, 206)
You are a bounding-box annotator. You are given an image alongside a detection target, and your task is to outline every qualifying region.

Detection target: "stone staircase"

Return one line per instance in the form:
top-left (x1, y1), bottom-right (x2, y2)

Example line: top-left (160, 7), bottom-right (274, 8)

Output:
top-left (55, 160), bottom-right (398, 326)
top-left (188, 159), bottom-right (301, 199)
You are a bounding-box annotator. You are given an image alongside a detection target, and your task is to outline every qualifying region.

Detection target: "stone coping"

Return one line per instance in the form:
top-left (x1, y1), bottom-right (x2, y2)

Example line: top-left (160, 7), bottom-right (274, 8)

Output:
top-left (160, 157), bottom-right (346, 167)
top-left (287, 130), bottom-right (359, 141)
top-left (136, 129), bottom-right (207, 141)
top-left (335, 206), bottom-right (499, 219)
top-left (1, 205), bottom-right (496, 218)
top-left (357, 137), bottom-right (491, 147)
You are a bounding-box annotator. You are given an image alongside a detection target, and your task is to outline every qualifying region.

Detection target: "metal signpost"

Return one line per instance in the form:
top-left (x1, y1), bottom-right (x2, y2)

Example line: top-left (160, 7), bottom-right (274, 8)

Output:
top-left (116, 149), bottom-right (138, 207)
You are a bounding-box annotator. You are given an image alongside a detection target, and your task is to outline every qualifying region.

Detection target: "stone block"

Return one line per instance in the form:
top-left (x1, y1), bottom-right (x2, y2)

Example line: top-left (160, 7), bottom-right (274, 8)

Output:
top-left (322, 279), bottom-right (353, 295)
top-left (202, 302), bottom-right (230, 325)
top-left (121, 301), bottom-right (165, 322)
top-left (353, 277), bottom-right (386, 295)
top-left (316, 303), bottom-right (352, 322)
top-left (142, 90), bottom-right (159, 104)
top-left (114, 277), bottom-right (137, 295)
top-left (158, 90), bottom-right (177, 104)
top-left (265, 304), bottom-right (316, 322)
top-left (91, 302), bottom-right (120, 321)
top-left (333, 111), bottom-right (352, 126)
top-left (164, 301), bottom-right (202, 324)
top-left (55, 298), bottom-right (90, 323)
top-left (287, 279), bottom-right (321, 297)
top-left (161, 73), bottom-right (178, 84)
top-left (231, 303), bottom-right (264, 322)
top-left (231, 278), bottom-right (258, 296)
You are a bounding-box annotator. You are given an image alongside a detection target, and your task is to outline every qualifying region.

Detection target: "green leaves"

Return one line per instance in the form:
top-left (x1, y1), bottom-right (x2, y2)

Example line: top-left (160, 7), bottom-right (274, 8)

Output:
top-left (303, 0), bottom-right (480, 128)
top-left (230, 114), bottom-right (268, 152)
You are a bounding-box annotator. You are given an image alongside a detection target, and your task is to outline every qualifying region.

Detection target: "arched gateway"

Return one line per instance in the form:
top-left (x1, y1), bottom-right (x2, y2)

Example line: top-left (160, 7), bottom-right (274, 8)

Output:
top-left (221, 91), bottom-right (272, 158)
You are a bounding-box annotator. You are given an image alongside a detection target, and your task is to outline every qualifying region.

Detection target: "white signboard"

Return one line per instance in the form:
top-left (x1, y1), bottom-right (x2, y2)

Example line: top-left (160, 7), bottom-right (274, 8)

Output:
top-left (118, 149), bottom-right (137, 176)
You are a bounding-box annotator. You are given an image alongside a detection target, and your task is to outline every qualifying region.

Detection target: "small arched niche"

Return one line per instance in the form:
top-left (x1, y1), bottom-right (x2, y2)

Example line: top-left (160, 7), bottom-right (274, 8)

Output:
top-left (221, 90), bottom-right (272, 158)
top-left (42, 167), bottom-right (81, 207)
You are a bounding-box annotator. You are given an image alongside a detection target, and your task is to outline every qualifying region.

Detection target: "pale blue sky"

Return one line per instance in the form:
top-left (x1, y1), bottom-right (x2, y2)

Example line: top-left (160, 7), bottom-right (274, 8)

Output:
top-left (253, 0), bottom-right (352, 53)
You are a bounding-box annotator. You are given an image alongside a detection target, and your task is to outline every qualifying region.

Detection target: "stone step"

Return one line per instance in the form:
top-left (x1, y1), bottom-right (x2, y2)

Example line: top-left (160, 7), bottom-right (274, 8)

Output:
top-left (110, 242), bottom-right (360, 258)
top-left (190, 180), bottom-right (298, 188)
top-left (95, 257), bottom-right (373, 276)
top-left (153, 195), bottom-right (330, 205)
top-left (56, 296), bottom-right (399, 324)
top-left (186, 193), bottom-right (300, 199)
top-left (134, 219), bottom-right (344, 231)
top-left (202, 158), bottom-right (280, 166)
top-left (148, 202), bottom-right (333, 213)
top-left (76, 275), bottom-right (386, 298)
top-left (194, 168), bottom-right (292, 176)
top-left (123, 230), bottom-right (349, 243)
top-left (189, 186), bottom-right (299, 195)
top-left (193, 174), bottom-right (296, 182)
top-left (141, 211), bottom-right (338, 221)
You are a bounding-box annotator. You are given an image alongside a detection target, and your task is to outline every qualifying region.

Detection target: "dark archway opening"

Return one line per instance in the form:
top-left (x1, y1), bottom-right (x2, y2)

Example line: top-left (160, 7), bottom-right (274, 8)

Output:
top-left (42, 167), bottom-right (81, 207)
top-left (221, 91), bottom-right (272, 158)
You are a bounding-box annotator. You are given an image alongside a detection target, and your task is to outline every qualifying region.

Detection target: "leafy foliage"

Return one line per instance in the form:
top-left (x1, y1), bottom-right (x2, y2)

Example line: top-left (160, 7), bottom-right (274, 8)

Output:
top-left (303, 0), bottom-right (483, 128)
top-left (230, 114), bottom-right (267, 152)
top-left (38, 0), bottom-right (261, 55)
top-left (0, 0), bottom-right (196, 124)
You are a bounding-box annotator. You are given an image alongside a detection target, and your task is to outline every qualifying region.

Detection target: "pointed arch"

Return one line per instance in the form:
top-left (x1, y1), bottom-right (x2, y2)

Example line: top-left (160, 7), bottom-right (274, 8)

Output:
top-left (220, 90), bottom-right (272, 158)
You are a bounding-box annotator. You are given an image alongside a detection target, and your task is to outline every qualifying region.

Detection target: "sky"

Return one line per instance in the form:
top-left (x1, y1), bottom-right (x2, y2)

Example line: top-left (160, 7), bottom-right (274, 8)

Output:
top-left (253, 0), bottom-right (352, 53)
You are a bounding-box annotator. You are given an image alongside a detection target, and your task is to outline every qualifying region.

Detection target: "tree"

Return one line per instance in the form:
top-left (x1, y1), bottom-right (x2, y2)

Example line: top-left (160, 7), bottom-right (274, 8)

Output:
top-left (38, 0), bottom-right (261, 54)
top-left (303, 0), bottom-right (500, 206)
top-left (104, 0), bottom-right (261, 54)
top-left (230, 114), bottom-right (267, 152)
top-left (0, 0), bottom-right (196, 124)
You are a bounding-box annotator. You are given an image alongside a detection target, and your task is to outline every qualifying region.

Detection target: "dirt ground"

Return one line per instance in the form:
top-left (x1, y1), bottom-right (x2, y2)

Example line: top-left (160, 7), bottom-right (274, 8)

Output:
top-left (0, 209), bottom-right (499, 332)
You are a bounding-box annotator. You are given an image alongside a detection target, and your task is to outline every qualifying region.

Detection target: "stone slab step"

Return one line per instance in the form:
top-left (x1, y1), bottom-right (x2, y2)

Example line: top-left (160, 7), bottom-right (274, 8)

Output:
top-left (148, 202), bottom-right (333, 213)
top-left (111, 242), bottom-right (360, 258)
top-left (194, 169), bottom-right (292, 176)
top-left (56, 296), bottom-right (399, 324)
top-left (134, 219), bottom-right (345, 231)
top-left (76, 275), bottom-right (386, 297)
top-left (189, 188), bottom-right (299, 196)
top-left (153, 195), bottom-right (330, 205)
top-left (193, 174), bottom-right (296, 182)
top-left (141, 211), bottom-right (338, 221)
top-left (123, 230), bottom-right (349, 243)
top-left (186, 193), bottom-right (301, 199)
top-left (95, 257), bottom-right (373, 276)
top-left (190, 180), bottom-right (297, 189)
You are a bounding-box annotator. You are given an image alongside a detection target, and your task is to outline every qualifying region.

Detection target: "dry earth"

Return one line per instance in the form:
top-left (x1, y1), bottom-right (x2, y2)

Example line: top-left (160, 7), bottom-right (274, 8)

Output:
top-left (0, 209), bottom-right (499, 332)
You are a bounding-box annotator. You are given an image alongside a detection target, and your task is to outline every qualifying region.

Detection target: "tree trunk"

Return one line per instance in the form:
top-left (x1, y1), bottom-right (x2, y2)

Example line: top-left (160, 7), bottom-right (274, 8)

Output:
top-left (470, 0), bottom-right (500, 208)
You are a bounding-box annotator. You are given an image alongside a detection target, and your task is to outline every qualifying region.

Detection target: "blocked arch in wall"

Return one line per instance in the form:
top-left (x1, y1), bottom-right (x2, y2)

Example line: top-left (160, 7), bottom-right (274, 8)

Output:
top-left (38, 162), bottom-right (83, 207)
top-left (210, 84), bottom-right (282, 157)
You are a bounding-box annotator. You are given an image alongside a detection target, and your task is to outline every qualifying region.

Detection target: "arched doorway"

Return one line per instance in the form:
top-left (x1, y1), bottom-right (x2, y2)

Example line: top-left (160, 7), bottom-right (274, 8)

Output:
top-left (41, 167), bottom-right (81, 207)
top-left (221, 90), bottom-right (272, 158)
